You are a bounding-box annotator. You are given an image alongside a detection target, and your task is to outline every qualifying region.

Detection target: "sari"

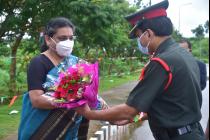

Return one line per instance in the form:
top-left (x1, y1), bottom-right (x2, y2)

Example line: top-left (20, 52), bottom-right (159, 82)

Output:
top-left (18, 55), bottom-right (106, 140)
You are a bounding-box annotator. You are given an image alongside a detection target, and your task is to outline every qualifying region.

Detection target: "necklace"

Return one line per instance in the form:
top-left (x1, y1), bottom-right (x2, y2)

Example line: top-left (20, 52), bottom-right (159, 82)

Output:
top-left (43, 50), bottom-right (63, 67)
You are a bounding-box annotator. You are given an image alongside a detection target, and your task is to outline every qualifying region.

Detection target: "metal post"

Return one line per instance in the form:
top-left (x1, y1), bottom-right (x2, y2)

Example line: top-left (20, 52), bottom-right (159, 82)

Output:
top-left (95, 131), bottom-right (104, 140)
top-left (178, 3), bottom-right (192, 33)
top-left (199, 38), bottom-right (202, 59)
top-left (179, 7), bottom-right (181, 32)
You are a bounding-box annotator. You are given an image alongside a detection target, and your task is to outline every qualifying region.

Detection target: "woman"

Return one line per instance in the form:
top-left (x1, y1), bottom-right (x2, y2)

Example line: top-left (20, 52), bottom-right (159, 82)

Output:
top-left (18, 17), bottom-right (107, 140)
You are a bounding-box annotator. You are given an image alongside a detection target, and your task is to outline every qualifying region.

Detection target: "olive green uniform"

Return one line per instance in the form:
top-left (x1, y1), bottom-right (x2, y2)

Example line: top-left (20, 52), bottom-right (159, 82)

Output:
top-left (127, 38), bottom-right (206, 140)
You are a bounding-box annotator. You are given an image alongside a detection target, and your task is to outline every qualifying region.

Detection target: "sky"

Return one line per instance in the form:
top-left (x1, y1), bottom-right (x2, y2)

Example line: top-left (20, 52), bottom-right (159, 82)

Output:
top-left (127, 0), bottom-right (209, 37)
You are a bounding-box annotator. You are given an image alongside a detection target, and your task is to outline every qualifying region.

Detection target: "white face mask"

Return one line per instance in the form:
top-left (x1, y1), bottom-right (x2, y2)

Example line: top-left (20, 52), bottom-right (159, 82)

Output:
top-left (51, 38), bottom-right (74, 57)
top-left (137, 32), bottom-right (150, 55)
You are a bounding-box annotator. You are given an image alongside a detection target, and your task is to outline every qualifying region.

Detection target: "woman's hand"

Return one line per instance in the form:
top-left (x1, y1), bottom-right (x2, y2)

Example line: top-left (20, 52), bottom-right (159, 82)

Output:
top-left (76, 104), bottom-right (91, 118)
top-left (97, 96), bottom-right (109, 110)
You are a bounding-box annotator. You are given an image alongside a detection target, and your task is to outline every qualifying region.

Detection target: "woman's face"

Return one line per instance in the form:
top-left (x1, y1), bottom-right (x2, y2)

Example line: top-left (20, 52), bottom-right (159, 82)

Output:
top-left (45, 27), bottom-right (74, 49)
top-left (52, 27), bottom-right (74, 42)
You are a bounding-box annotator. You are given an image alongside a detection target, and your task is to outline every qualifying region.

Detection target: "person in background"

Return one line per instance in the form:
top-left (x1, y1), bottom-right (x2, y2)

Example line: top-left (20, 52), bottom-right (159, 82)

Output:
top-left (179, 39), bottom-right (209, 140)
top-left (179, 39), bottom-right (207, 90)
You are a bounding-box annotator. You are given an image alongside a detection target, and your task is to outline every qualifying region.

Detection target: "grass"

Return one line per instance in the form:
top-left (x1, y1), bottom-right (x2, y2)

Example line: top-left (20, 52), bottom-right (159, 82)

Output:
top-left (99, 72), bottom-right (140, 93)
top-left (0, 72), bottom-right (139, 139)
top-left (0, 97), bottom-right (22, 139)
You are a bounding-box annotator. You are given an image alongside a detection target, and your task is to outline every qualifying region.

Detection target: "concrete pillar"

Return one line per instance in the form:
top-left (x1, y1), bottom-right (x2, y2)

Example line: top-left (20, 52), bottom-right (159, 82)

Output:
top-left (89, 138), bottom-right (98, 140)
top-left (101, 126), bottom-right (109, 140)
top-left (95, 131), bottom-right (104, 140)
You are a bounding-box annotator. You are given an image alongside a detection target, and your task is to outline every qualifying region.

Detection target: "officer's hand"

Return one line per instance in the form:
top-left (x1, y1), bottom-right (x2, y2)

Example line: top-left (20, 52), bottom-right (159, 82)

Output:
top-left (141, 113), bottom-right (148, 121)
top-left (109, 120), bottom-right (130, 126)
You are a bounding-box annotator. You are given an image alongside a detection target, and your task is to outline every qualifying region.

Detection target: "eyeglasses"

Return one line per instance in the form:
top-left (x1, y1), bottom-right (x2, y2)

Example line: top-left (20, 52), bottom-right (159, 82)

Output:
top-left (55, 35), bottom-right (77, 41)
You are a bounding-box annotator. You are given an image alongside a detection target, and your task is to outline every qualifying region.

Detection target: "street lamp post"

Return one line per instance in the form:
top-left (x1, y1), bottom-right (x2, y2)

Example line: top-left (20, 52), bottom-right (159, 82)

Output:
top-left (178, 3), bottom-right (192, 33)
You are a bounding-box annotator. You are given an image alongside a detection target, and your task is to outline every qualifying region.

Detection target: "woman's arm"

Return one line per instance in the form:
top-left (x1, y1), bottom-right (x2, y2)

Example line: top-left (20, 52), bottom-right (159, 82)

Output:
top-left (29, 90), bottom-right (56, 109)
top-left (28, 55), bottom-right (56, 109)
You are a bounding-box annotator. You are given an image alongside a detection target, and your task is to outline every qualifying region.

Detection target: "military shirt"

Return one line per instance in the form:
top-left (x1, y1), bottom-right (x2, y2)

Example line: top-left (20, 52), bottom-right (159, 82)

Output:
top-left (126, 38), bottom-right (202, 129)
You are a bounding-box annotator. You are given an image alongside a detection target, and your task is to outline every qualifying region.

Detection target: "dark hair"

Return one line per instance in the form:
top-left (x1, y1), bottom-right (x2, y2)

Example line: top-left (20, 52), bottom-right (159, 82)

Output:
top-left (179, 39), bottom-right (192, 50)
top-left (40, 17), bottom-right (75, 52)
top-left (137, 16), bottom-right (173, 36)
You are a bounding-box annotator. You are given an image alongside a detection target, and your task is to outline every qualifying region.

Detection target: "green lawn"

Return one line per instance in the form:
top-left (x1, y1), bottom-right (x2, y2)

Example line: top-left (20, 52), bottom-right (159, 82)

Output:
top-left (0, 97), bottom-right (22, 139)
top-left (0, 72), bottom-right (139, 139)
top-left (99, 72), bottom-right (139, 93)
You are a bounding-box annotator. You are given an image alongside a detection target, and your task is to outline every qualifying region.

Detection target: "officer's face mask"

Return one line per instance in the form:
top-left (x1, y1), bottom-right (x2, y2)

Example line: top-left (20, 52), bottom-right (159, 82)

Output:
top-left (50, 38), bottom-right (74, 57)
top-left (137, 31), bottom-right (150, 55)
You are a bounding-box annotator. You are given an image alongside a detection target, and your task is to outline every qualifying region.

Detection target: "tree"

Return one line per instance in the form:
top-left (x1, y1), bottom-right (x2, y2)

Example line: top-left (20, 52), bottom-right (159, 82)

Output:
top-left (0, 0), bottom-right (137, 96)
top-left (172, 29), bottom-right (183, 41)
top-left (191, 22), bottom-right (207, 60)
top-left (134, 0), bottom-right (145, 8)
top-left (204, 20), bottom-right (209, 34)
top-left (0, 0), bottom-right (40, 96)
top-left (191, 24), bottom-right (205, 38)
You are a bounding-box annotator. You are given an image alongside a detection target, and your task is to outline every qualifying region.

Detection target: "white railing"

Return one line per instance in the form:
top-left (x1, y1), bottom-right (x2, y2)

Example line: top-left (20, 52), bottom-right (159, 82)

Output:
top-left (89, 122), bottom-right (129, 140)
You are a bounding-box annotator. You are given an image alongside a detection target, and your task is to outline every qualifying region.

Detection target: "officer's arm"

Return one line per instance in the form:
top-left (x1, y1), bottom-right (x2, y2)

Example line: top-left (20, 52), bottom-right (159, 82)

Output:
top-left (76, 103), bottom-right (139, 121)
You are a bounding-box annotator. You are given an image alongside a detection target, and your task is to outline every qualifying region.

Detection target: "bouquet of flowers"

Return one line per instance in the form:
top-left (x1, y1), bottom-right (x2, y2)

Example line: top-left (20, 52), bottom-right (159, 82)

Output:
top-left (44, 62), bottom-right (99, 109)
